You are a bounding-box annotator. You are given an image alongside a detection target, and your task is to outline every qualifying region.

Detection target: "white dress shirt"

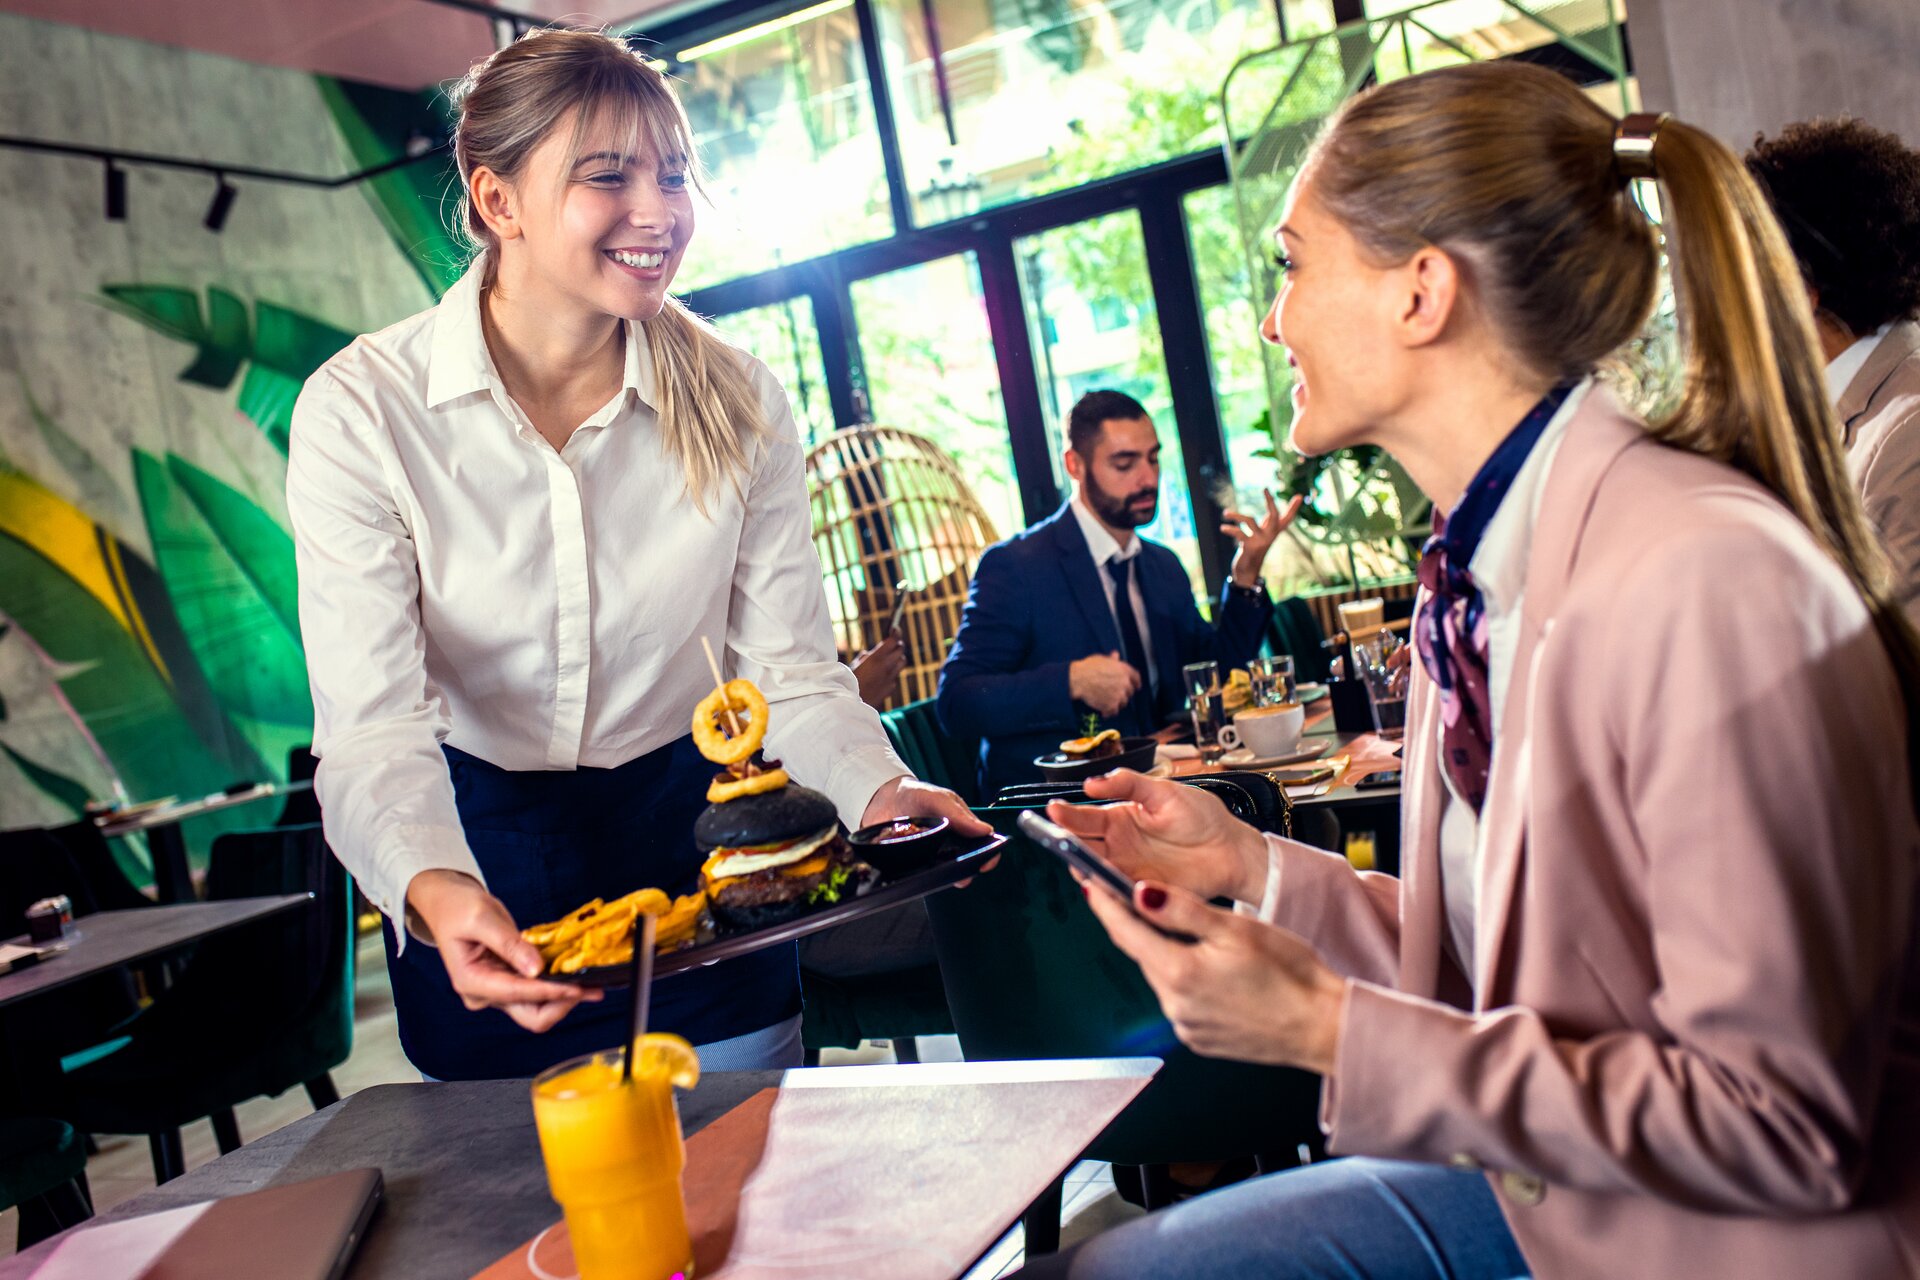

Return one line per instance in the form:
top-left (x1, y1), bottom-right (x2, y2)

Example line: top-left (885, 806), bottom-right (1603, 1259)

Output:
top-left (1069, 495), bottom-right (1157, 692)
top-left (287, 262), bottom-right (907, 939)
top-left (1826, 322), bottom-right (1893, 404)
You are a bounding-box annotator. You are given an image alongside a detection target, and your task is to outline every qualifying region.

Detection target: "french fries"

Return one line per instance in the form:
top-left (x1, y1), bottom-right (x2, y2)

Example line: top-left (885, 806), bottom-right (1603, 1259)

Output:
top-left (522, 887), bottom-right (708, 974)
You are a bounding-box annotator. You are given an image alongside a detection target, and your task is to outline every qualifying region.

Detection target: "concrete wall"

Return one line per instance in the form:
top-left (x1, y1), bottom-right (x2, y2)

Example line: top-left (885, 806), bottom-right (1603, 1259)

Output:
top-left (1631, 0), bottom-right (1920, 147)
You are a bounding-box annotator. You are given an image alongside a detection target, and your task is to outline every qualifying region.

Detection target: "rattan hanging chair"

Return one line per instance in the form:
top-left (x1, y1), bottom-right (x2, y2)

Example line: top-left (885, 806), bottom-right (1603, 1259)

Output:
top-left (805, 425), bottom-right (1001, 711)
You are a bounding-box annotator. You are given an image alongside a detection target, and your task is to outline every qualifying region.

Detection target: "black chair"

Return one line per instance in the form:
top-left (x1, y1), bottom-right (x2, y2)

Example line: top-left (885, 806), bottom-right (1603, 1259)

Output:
top-left (53, 823), bottom-right (353, 1183)
top-left (928, 802), bottom-right (1327, 1255)
top-left (0, 1117), bottom-right (92, 1249)
top-left (1269, 595), bottom-right (1333, 683)
top-left (275, 746), bottom-right (321, 826)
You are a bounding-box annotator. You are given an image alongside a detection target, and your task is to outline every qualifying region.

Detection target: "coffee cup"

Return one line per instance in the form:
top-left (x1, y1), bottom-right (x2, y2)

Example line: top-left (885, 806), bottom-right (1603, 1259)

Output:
top-left (1225, 701), bottom-right (1304, 759)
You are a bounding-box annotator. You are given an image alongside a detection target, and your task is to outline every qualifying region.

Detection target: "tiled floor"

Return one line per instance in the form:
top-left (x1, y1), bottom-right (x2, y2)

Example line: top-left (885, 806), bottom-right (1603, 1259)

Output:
top-left (3, 934), bottom-right (1141, 1273)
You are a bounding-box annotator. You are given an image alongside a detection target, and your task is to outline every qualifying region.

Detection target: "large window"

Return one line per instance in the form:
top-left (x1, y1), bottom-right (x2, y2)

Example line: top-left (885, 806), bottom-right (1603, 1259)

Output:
top-left (872, 0), bottom-right (1283, 226)
top-left (1018, 211), bottom-right (1202, 597)
top-left (713, 296), bottom-right (837, 445)
top-left (668, 1), bottom-right (898, 289)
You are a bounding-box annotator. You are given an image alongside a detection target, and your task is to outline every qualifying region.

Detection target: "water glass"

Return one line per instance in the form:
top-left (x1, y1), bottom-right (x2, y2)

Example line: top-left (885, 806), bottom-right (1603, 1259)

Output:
top-left (1183, 661), bottom-right (1224, 762)
top-left (1355, 637), bottom-right (1408, 740)
top-left (1247, 655), bottom-right (1295, 707)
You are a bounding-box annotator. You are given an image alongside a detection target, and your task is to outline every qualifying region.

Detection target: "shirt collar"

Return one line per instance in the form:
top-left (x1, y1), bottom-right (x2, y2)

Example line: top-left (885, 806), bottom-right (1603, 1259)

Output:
top-left (1826, 321), bottom-right (1893, 405)
top-left (424, 257), bottom-right (658, 414)
top-left (1070, 494), bottom-right (1141, 568)
top-left (1469, 377), bottom-right (1592, 615)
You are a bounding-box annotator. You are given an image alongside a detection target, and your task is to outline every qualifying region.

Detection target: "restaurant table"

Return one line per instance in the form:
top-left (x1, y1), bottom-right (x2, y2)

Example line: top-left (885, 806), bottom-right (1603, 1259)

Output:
top-left (94, 780), bottom-right (315, 904)
top-left (1, 1058), bottom-right (1160, 1280)
top-left (0, 895), bottom-right (310, 1010)
top-left (1166, 702), bottom-right (1404, 807)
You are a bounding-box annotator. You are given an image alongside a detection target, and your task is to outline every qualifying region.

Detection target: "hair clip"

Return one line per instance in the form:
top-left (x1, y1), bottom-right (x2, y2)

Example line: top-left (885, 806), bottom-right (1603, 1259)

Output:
top-left (1613, 112), bottom-right (1670, 183)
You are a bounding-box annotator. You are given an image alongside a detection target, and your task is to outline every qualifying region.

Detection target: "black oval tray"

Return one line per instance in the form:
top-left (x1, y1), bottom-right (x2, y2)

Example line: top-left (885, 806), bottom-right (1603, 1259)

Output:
top-left (539, 830), bottom-right (1007, 988)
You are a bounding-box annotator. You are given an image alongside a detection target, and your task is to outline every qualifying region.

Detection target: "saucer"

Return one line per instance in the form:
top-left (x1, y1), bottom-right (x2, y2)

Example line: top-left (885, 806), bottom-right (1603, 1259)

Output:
top-left (1219, 740), bottom-right (1331, 769)
top-left (1294, 682), bottom-right (1329, 703)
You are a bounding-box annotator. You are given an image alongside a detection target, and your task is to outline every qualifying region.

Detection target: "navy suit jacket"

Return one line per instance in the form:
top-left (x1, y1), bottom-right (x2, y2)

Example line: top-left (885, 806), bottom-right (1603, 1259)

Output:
top-left (936, 503), bottom-right (1272, 797)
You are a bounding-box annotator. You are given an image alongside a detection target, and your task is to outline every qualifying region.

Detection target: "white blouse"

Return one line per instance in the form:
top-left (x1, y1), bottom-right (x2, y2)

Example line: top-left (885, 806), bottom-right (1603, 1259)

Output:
top-left (287, 263), bottom-right (907, 935)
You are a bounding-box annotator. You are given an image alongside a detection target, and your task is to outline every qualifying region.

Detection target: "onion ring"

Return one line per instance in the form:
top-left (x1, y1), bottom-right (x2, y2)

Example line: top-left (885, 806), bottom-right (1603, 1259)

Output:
top-left (692, 679), bottom-right (768, 764)
top-left (707, 767), bottom-right (790, 803)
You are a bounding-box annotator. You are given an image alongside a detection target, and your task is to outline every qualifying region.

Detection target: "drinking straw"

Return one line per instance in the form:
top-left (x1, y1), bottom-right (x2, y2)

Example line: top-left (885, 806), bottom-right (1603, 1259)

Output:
top-left (622, 913), bottom-right (657, 1084)
top-left (699, 636), bottom-right (745, 738)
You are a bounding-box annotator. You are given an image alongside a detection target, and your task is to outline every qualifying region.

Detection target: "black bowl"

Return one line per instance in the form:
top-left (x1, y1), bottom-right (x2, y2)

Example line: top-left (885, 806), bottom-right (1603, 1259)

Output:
top-left (1032, 735), bottom-right (1158, 782)
top-left (847, 814), bottom-right (953, 876)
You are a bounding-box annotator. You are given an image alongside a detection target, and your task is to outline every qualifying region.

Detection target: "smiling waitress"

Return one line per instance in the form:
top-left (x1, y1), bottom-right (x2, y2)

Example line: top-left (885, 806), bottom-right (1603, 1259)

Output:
top-left (286, 27), bottom-right (981, 1081)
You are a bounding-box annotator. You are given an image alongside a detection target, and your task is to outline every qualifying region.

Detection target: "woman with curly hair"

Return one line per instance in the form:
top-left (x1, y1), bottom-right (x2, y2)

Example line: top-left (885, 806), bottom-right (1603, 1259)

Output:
top-left (1749, 118), bottom-right (1920, 620)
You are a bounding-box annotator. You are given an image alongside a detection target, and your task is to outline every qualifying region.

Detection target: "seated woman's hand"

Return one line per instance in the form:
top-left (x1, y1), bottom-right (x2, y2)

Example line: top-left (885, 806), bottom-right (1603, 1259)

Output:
top-left (405, 870), bottom-right (602, 1033)
top-left (1044, 770), bottom-right (1269, 905)
top-left (1083, 876), bottom-right (1347, 1073)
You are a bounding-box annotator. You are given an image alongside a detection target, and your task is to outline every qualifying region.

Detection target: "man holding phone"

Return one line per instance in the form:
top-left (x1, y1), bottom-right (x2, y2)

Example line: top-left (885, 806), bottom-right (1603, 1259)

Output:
top-left (937, 390), bottom-right (1298, 797)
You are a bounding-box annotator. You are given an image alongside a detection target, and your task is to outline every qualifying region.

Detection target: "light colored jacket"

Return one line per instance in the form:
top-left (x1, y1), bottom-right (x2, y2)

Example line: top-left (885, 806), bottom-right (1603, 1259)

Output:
top-left (1842, 319), bottom-right (1920, 627)
top-left (1260, 388), bottom-right (1920, 1277)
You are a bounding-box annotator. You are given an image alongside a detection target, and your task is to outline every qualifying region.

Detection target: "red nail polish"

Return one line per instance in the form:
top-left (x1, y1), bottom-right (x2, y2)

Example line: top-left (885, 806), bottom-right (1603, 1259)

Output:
top-left (1140, 885), bottom-right (1167, 911)
top-left (1080, 882), bottom-right (1090, 900)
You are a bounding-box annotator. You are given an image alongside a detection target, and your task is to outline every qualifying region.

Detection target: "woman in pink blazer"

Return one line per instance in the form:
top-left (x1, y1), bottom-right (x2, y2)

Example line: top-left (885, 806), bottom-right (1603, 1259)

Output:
top-left (1020, 63), bottom-right (1920, 1280)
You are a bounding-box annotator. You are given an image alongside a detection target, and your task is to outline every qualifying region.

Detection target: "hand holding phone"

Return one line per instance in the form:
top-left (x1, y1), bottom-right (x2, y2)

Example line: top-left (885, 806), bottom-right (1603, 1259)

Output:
top-left (1018, 810), bottom-right (1198, 944)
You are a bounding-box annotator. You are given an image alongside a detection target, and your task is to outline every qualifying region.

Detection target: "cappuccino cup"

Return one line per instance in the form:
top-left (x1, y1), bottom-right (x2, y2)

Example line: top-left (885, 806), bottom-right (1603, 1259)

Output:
top-left (1222, 701), bottom-right (1304, 759)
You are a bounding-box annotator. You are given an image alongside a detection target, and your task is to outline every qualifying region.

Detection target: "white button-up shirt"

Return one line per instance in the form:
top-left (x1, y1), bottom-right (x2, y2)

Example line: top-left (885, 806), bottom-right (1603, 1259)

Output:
top-left (287, 263), bottom-right (907, 936)
top-left (1069, 494), bottom-right (1157, 692)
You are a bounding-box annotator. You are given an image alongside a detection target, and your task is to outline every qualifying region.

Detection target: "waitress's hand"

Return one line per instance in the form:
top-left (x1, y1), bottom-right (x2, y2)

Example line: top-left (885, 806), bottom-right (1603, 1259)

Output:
top-left (405, 870), bottom-right (601, 1033)
top-left (862, 776), bottom-right (991, 837)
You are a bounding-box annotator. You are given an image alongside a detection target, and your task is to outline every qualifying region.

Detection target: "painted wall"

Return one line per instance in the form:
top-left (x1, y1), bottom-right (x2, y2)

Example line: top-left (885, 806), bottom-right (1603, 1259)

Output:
top-left (0, 11), bottom-right (454, 863)
top-left (1631, 0), bottom-right (1920, 146)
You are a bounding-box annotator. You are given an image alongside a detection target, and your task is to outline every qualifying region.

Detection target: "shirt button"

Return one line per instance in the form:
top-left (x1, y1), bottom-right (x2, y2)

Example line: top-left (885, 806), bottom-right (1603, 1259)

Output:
top-left (1446, 1153), bottom-right (1480, 1171)
top-left (1500, 1171), bottom-right (1546, 1206)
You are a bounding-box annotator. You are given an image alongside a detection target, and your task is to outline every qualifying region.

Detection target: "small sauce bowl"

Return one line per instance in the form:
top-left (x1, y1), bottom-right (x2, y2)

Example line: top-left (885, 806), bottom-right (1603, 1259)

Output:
top-left (848, 815), bottom-right (952, 875)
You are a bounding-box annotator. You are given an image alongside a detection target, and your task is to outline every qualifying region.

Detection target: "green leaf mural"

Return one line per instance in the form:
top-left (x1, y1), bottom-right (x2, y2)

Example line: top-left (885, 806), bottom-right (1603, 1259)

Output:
top-left (97, 286), bottom-right (356, 453)
top-left (0, 469), bottom-right (265, 804)
top-left (316, 75), bottom-right (464, 300)
top-left (133, 451), bottom-right (310, 730)
top-left (1, 742), bottom-right (92, 816)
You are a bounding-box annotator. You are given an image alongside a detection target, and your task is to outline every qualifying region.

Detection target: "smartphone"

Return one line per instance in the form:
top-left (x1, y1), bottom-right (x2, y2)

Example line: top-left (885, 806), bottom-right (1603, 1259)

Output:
top-left (1017, 810), bottom-right (1198, 944)
top-left (886, 580), bottom-right (915, 636)
top-left (1355, 769), bottom-right (1403, 789)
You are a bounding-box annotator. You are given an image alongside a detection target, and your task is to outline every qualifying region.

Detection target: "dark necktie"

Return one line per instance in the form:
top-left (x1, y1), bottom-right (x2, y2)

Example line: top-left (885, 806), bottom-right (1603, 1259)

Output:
top-left (1106, 556), bottom-right (1156, 735)
top-left (1414, 381), bottom-right (1574, 811)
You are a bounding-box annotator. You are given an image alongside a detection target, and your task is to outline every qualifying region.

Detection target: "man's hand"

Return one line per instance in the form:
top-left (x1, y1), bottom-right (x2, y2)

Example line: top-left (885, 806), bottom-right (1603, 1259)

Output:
top-left (1224, 489), bottom-right (1304, 589)
top-left (405, 869), bottom-right (600, 1033)
top-left (1045, 769), bottom-right (1269, 904)
top-left (863, 775), bottom-right (991, 837)
top-left (1069, 651), bottom-right (1143, 717)
top-left (851, 633), bottom-right (907, 709)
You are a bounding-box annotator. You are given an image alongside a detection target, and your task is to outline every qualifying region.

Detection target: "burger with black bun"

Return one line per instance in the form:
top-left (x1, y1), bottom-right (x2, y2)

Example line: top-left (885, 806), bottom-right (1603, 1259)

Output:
top-left (695, 782), bottom-right (877, 930)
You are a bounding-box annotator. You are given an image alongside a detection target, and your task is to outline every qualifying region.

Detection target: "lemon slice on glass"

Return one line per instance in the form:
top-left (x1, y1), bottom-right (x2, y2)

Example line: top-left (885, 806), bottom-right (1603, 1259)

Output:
top-left (631, 1032), bottom-right (701, 1090)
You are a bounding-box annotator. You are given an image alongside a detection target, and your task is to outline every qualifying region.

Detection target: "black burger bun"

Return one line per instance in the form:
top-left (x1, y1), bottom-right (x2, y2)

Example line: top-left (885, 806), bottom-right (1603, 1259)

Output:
top-left (694, 783), bottom-right (838, 852)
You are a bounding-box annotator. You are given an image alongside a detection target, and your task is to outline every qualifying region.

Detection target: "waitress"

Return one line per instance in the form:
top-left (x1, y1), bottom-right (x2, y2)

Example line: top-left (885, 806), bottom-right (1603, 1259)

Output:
top-left (287, 26), bottom-right (981, 1081)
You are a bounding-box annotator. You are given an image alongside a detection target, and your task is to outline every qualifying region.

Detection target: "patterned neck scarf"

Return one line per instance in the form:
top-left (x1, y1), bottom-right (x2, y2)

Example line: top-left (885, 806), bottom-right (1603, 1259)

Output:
top-left (1415, 382), bottom-right (1576, 811)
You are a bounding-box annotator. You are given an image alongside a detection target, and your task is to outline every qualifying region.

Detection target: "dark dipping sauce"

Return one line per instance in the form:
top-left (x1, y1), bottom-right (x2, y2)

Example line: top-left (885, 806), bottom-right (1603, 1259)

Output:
top-left (852, 815), bottom-right (950, 845)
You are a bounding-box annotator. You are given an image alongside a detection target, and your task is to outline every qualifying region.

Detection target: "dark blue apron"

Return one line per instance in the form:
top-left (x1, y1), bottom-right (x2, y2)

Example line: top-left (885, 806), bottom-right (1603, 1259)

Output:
top-left (383, 735), bottom-right (800, 1081)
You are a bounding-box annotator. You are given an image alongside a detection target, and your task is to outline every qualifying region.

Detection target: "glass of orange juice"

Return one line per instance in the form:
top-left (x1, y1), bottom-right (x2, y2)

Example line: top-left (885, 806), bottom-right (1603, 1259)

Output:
top-left (531, 1033), bottom-right (702, 1280)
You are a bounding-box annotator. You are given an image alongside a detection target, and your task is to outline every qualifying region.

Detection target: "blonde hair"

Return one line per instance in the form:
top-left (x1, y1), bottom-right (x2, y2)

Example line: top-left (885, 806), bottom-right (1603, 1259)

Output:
top-left (1304, 62), bottom-right (1920, 798)
top-left (449, 26), bottom-right (765, 514)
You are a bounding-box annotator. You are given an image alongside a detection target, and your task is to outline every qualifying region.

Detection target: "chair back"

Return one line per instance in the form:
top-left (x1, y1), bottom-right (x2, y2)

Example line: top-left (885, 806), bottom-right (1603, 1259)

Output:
top-left (1269, 596), bottom-right (1333, 683)
top-left (275, 746), bottom-right (321, 826)
top-left (927, 805), bottom-right (1322, 1166)
top-left (882, 697), bottom-right (980, 807)
top-left (200, 824), bottom-right (354, 1072)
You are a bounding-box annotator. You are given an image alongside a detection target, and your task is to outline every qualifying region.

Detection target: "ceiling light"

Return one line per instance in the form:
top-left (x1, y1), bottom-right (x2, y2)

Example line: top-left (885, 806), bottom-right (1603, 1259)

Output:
top-left (675, 0), bottom-right (852, 63)
top-left (204, 175), bottom-right (236, 232)
top-left (104, 162), bottom-right (126, 221)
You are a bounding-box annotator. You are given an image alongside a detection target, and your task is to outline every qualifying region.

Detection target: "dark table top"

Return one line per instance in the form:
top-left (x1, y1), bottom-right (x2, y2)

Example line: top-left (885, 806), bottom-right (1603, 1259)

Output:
top-left (0, 895), bottom-right (310, 1009)
top-left (0, 1071), bottom-right (771, 1280)
top-left (93, 780), bottom-right (313, 837)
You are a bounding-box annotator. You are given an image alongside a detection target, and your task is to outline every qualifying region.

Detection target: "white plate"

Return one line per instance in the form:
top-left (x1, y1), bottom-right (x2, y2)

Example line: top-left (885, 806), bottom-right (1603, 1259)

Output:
top-left (1295, 682), bottom-right (1329, 703)
top-left (1218, 740), bottom-right (1332, 769)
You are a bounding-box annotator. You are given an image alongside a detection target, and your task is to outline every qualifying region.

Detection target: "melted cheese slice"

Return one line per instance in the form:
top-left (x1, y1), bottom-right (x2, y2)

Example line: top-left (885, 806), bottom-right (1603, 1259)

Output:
top-left (701, 827), bottom-right (837, 886)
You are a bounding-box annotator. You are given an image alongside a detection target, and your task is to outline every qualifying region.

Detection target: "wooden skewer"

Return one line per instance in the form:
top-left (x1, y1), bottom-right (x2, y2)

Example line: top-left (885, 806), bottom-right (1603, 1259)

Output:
top-left (699, 636), bottom-right (745, 738)
top-left (1321, 617), bottom-right (1413, 649)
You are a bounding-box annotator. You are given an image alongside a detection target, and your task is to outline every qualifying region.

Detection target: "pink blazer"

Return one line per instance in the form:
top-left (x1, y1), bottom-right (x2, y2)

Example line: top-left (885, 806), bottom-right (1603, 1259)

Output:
top-left (1264, 389), bottom-right (1920, 1277)
top-left (1841, 320), bottom-right (1920, 627)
